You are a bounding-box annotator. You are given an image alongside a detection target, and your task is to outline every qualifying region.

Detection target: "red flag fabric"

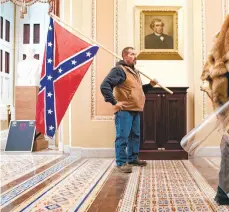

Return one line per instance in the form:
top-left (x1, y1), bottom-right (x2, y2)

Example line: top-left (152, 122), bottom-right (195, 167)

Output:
top-left (35, 17), bottom-right (99, 137)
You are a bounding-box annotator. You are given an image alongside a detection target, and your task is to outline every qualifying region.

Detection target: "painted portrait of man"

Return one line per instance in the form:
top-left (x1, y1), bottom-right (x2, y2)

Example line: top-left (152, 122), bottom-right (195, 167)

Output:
top-left (144, 18), bottom-right (174, 49)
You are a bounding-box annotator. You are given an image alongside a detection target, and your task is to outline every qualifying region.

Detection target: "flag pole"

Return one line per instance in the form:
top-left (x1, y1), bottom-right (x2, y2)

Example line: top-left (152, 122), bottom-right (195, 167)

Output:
top-left (50, 13), bottom-right (120, 59)
top-left (50, 13), bottom-right (173, 95)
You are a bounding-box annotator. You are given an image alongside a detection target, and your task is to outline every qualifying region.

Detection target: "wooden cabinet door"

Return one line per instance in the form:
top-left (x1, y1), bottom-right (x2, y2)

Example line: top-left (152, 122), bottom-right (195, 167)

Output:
top-left (162, 94), bottom-right (186, 150)
top-left (139, 87), bottom-right (188, 160)
top-left (140, 94), bottom-right (161, 150)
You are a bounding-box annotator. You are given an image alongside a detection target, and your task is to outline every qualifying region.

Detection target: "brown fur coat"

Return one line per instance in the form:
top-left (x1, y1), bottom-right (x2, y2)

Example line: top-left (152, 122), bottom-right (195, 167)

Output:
top-left (200, 15), bottom-right (229, 110)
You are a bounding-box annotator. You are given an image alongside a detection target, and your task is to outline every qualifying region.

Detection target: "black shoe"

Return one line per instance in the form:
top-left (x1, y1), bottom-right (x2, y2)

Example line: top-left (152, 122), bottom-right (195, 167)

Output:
top-left (128, 159), bottom-right (147, 167)
top-left (214, 186), bottom-right (229, 205)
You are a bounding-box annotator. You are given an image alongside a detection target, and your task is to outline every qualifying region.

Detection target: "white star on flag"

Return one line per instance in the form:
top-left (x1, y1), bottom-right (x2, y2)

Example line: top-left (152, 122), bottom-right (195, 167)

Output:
top-left (47, 58), bottom-right (52, 64)
top-left (71, 60), bottom-right (77, 65)
top-left (49, 125), bottom-right (54, 131)
top-left (48, 42), bottom-right (53, 47)
top-left (48, 109), bottom-right (53, 114)
top-left (47, 92), bottom-right (53, 97)
top-left (47, 75), bottom-right (52, 80)
top-left (49, 25), bottom-right (52, 31)
top-left (86, 52), bottom-right (92, 57)
top-left (58, 68), bottom-right (63, 73)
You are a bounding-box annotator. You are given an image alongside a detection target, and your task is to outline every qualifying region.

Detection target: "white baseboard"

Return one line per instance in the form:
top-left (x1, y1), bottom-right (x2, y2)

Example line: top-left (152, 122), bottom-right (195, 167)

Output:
top-left (68, 147), bottom-right (220, 158)
top-left (69, 147), bottom-right (115, 158)
top-left (1, 130), bottom-right (8, 150)
top-left (194, 146), bottom-right (221, 157)
top-left (64, 145), bottom-right (70, 154)
top-left (45, 135), bottom-right (55, 146)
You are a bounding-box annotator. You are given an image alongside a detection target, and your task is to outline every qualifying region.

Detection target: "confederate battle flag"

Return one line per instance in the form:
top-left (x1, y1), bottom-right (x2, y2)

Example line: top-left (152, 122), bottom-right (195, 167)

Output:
top-left (35, 17), bottom-right (99, 137)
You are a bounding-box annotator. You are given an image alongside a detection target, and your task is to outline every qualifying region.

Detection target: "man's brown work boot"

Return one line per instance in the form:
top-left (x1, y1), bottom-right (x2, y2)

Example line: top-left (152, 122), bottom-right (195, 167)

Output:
top-left (128, 159), bottom-right (147, 167)
top-left (117, 163), bottom-right (132, 173)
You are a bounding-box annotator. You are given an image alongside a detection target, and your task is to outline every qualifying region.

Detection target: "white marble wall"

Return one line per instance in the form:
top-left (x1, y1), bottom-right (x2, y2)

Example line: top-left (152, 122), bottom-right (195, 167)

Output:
top-left (0, 2), bottom-right (15, 105)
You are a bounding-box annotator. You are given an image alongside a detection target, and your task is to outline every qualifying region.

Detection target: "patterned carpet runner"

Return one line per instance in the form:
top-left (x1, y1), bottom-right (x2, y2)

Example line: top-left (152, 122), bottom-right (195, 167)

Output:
top-left (118, 160), bottom-right (229, 212)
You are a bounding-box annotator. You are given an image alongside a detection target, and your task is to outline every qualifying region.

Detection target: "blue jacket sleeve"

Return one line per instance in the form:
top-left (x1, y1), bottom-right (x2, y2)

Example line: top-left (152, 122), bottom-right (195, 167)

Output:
top-left (100, 67), bottom-right (126, 105)
top-left (142, 83), bottom-right (153, 94)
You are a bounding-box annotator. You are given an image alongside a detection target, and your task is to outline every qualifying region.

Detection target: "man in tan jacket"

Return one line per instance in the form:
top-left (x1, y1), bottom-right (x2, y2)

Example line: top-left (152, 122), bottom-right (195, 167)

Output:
top-left (100, 47), bottom-right (157, 173)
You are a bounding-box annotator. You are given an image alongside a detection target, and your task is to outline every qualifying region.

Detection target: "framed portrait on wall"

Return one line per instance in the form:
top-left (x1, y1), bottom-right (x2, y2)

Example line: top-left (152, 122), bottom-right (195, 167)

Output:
top-left (135, 6), bottom-right (184, 60)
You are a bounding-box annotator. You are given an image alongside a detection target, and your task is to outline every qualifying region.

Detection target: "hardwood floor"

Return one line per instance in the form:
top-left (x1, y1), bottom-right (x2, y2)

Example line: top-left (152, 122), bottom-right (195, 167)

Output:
top-left (87, 169), bottom-right (129, 212)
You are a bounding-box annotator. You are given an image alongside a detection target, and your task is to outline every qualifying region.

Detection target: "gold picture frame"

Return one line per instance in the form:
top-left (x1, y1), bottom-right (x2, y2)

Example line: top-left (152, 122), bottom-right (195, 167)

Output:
top-left (135, 6), bottom-right (183, 60)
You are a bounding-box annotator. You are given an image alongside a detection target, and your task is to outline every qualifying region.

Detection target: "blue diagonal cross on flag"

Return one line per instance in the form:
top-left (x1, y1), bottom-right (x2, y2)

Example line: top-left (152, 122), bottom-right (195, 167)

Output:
top-left (36, 17), bottom-right (99, 137)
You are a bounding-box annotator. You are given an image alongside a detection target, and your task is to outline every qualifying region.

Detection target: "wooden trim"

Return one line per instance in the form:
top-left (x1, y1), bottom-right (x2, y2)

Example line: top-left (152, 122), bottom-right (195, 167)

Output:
top-left (33, 24), bottom-right (40, 44)
top-left (0, 16), bottom-right (3, 39)
top-left (0, 50), bottom-right (2, 72)
top-left (5, 19), bottom-right (10, 42)
top-left (5, 52), bottom-right (10, 74)
top-left (23, 24), bottom-right (30, 44)
top-left (50, 0), bottom-right (60, 16)
top-left (140, 87), bottom-right (188, 160)
top-left (147, 87), bottom-right (189, 94)
top-left (139, 150), bottom-right (188, 160)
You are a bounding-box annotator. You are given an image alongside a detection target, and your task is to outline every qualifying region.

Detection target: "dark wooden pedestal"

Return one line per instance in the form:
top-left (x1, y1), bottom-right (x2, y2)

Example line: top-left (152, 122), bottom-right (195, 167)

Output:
top-left (15, 86), bottom-right (48, 151)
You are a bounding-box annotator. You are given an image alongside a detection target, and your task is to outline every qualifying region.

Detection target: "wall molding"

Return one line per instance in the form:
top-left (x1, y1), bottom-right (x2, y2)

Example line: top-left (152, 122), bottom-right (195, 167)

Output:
top-left (91, 0), bottom-right (118, 120)
top-left (201, 0), bottom-right (228, 119)
top-left (69, 147), bottom-right (115, 158)
top-left (201, 0), bottom-right (207, 120)
top-left (223, 0), bottom-right (228, 20)
top-left (91, 0), bottom-right (97, 120)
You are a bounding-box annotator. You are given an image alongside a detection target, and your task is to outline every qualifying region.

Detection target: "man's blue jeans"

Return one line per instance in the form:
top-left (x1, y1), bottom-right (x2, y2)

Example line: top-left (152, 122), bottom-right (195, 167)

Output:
top-left (115, 111), bottom-right (140, 166)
